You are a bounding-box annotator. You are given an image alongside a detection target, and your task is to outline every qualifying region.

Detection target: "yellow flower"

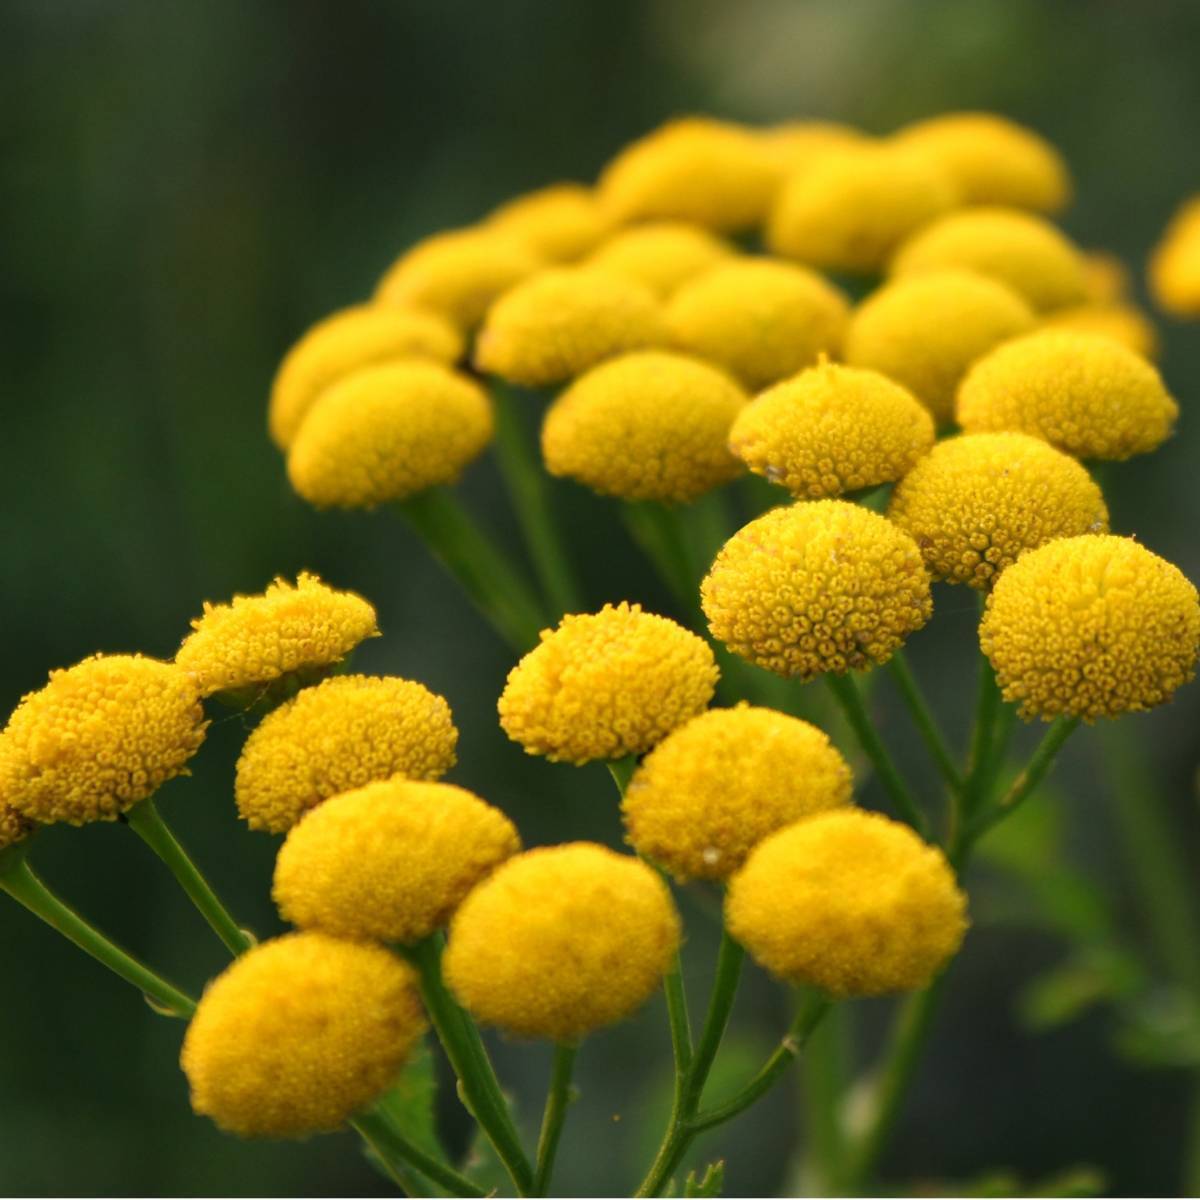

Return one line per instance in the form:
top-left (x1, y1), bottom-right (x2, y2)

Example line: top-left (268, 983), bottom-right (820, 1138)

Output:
top-left (761, 120), bottom-right (871, 175)
top-left (888, 433), bottom-right (1109, 589)
top-left (956, 329), bottom-right (1177, 460)
top-left (498, 602), bottom-right (718, 764)
top-left (375, 228), bottom-right (541, 330)
top-left (487, 183), bottom-right (614, 263)
top-left (893, 112), bottom-right (1071, 213)
top-left (728, 361), bottom-right (934, 498)
top-left (1081, 250), bottom-right (1131, 304)
top-left (235, 675), bottom-right (458, 833)
top-left (622, 704), bottom-right (852, 881)
top-left (273, 780), bottom-right (520, 944)
top-left (181, 932), bottom-right (425, 1138)
top-left (1, 802), bottom-right (35, 851)
top-left (0, 655), bottom-right (206, 826)
top-left (287, 361), bottom-right (493, 508)
top-left (1042, 303), bottom-right (1160, 360)
top-left (176, 572), bottom-right (378, 701)
top-left (702, 500), bottom-right (932, 679)
top-left (843, 269), bottom-right (1035, 422)
top-left (726, 809), bottom-right (967, 996)
top-left (541, 351), bottom-right (747, 502)
top-left (664, 259), bottom-right (849, 390)
top-left (766, 144), bottom-right (959, 274)
top-left (474, 268), bottom-right (667, 386)
top-left (890, 207), bottom-right (1087, 312)
top-left (583, 222), bottom-right (734, 299)
top-left (443, 843), bottom-right (680, 1041)
top-left (1149, 195), bottom-right (1200, 317)
top-left (980, 534), bottom-right (1200, 721)
top-left (267, 305), bottom-right (463, 451)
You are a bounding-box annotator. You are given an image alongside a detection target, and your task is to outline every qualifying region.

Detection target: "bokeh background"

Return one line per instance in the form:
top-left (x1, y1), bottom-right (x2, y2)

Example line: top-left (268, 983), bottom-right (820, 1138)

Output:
top-left (3, 0), bottom-right (1200, 1195)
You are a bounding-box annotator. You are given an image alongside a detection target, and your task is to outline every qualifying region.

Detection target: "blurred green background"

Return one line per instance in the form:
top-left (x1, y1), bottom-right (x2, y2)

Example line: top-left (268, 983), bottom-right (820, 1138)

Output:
top-left (3, 0), bottom-right (1200, 1195)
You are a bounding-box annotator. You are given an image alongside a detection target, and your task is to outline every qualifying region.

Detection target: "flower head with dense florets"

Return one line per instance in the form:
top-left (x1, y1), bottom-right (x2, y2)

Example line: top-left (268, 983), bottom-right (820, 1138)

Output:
top-left (583, 222), bottom-right (734, 299)
top-left (487, 183), bottom-right (614, 263)
top-left (1149, 195), bottom-right (1200, 318)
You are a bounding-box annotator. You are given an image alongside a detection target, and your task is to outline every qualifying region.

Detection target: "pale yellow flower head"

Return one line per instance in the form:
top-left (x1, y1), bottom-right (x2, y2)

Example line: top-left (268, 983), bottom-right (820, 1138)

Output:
top-left (1082, 251), bottom-right (1131, 304)
top-left (761, 120), bottom-right (871, 175)
top-left (487, 183), bottom-right (614, 263)
top-left (583, 222), bottom-right (735, 299)
top-left (498, 602), bottom-right (718, 764)
top-left (1042, 303), bottom-right (1160, 360)
top-left (444, 843), bottom-right (681, 1041)
top-left (1149, 195), bottom-right (1200, 318)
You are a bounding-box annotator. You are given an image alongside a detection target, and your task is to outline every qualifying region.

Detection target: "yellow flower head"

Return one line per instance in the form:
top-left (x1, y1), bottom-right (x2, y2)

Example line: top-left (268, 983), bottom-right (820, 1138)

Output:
top-left (487, 183), bottom-right (614, 263)
top-left (267, 305), bottom-right (464, 451)
top-left (726, 809), bottom-right (968, 996)
top-left (0, 655), bottom-right (206, 826)
top-left (980, 534), bottom-right (1200, 721)
top-left (235, 675), bottom-right (458, 833)
top-left (375, 228), bottom-right (542, 330)
top-left (287, 361), bottom-right (493, 508)
top-left (728, 361), bottom-right (934, 499)
top-left (274, 779), bottom-right (520, 945)
top-left (583, 222), bottom-right (735, 299)
top-left (888, 433), bottom-right (1109, 589)
top-left (890, 207), bottom-right (1087, 312)
top-left (542, 351), bottom-right (747, 503)
top-left (181, 932), bottom-right (424, 1138)
top-left (443, 842), bottom-right (681, 1041)
top-left (843, 269), bottom-right (1035, 422)
top-left (1, 802), bottom-right (35, 851)
top-left (598, 117), bottom-right (781, 233)
top-left (474, 268), bottom-right (667, 387)
top-left (893, 112), bottom-right (1071, 213)
top-left (1082, 250), bottom-right (1131, 304)
top-left (498, 602), bottom-right (718, 764)
top-left (766, 144), bottom-right (959, 274)
top-left (623, 704), bottom-right (852, 882)
top-left (1042, 303), bottom-right (1160, 360)
top-left (761, 120), bottom-right (871, 175)
top-left (956, 329), bottom-right (1178, 460)
top-left (664, 259), bottom-right (849, 390)
top-left (1149, 195), bottom-right (1200, 318)
top-left (176, 572), bottom-right (378, 701)
top-left (702, 501), bottom-right (932, 679)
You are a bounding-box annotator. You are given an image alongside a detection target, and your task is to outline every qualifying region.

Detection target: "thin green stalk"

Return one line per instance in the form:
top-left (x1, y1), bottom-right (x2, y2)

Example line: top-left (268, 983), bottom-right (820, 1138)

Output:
top-left (352, 1105), bottom-right (487, 1198)
top-left (886, 651), bottom-right (963, 793)
top-left (124, 797), bottom-right (253, 956)
top-left (622, 501), bottom-right (700, 620)
top-left (963, 651), bottom-right (1002, 817)
top-left (798, 1002), bottom-right (848, 1192)
top-left (533, 1043), bottom-right (578, 1196)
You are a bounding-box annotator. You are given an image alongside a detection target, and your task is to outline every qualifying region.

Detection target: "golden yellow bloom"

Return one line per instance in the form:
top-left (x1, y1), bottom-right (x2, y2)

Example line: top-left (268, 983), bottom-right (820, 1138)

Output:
top-left (176, 572), bottom-right (378, 701)
top-left (893, 112), bottom-right (1071, 213)
top-left (1082, 251), bottom-right (1131, 304)
top-left (487, 183), bottom-right (614, 263)
top-left (444, 843), bottom-right (680, 1040)
top-left (1042, 303), bottom-right (1160, 360)
top-left (287, 361), bottom-right (493, 508)
top-left (766, 144), bottom-right (959, 274)
top-left (980, 535), bottom-right (1200, 721)
top-left (890, 207), bottom-right (1087, 312)
top-left (542, 351), bottom-right (747, 502)
top-left (181, 932), bottom-right (424, 1138)
top-left (583, 222), bottom-right (734, 299)
top-left (474, 268), bottom-right (667, 386)
top-left (726, 809), bottom-right (967, 996)
top-left (274, 780), bottom-right (520, 944)
top-left (888, 433), bottom-right (1109, 589)
top-left (843, 269), bottom-right (1035, 422)
top-left (267, 306), bottom-right (463, 451)
top-left (729, 361), bottom-right (934, 499)
top-left (1149, 195), bottom-right (1200, 317)
top-left (622, 704), bottom-right (852, 881)
top-left (235, 675), bottom-right (458, 833)
top-left (702, 501), bottom-right (932, 679)
top-left (375, 228), bottom-right (541, 330)
top-left (498, 602), bottom-right (718, 764)
top-left (0, 802), bottom-right (35, 851)
top-left (664, 259), bottom-right (849, 390)
top-left (0, 655), bottom-right (206, 827)
top-left (761, 120), bottom-right (870, 175)
top-left (956, 329), bottom-right (1177, 460)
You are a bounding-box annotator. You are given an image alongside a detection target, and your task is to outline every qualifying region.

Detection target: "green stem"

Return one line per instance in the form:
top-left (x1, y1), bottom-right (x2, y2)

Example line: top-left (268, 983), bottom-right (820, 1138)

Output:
top-left (533, 1043), bottom-right (578, 1196)
top-left (963, 650), bottom-right (1002, 817)
top-left (886, 651), bottom-right (963, 793)
top-left (799, 1001), bottom-right (849, 1192)
top-left (351, 1105), bottom-right (486, 1198)
top-left (621, 501), bottom-right (700, 621)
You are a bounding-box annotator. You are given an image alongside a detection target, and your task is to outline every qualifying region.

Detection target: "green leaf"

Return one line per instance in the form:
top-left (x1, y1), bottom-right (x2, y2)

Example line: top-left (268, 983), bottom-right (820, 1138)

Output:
top-left (376, 1036), bottom-right (442, 1159)
top-left (1017, 948), bottom-right (1144, 1031)
top-left (684, 1160), bottom-right (725, 1197)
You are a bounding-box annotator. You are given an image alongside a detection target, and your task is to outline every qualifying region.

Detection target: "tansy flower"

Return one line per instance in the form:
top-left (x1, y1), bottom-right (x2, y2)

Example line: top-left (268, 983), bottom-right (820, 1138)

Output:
top-left (498, 602), bottom-right (718, 764)
top-left (890, 207), bottom-right (1088, 312)
top-left (176, 573), bottom-right (378, 701)
top-left (728, 361), bottom-right (934, 499)
top-left (235, 675), bottom-right (458, 833)
top-left (583, 222), bottom-right (735, 299)
top-left (542, 351), bottom-right (747, 503)
top-left (980, 534), bottom-right (1200, 721)
top-left (487, 183), bottom-right (614, 263)
top-left (761, 120), bottom-right (871, 175)
top-left (1082, 250), bottom-right (1131, 304)
top-left (1149, 196), bottom-right (1200, 317)
top-left (664, 259), bottom-right (849, 390)
top-left (702, 501), bottom-right (932, 679)
top-left (1, 801), bottom-right (36, 851)
top-left (622, 704), bottom-right (852, 881)
top-left (273, 780), bottom-right (520, 944)
top-left (956, 329), bottom-right (1178, 460)
top-left (1042, 303), bottom-right (1160, 360)
top-left (180, 932), bottom-right (425, 1138)
top-left (267, 306), bottom-right (463, 451)
top-left (443, 843), bottom-right (680, 1041)
top-left (726, 809), bottom-right (967, 996)
top-left (287, 361), bottom-right (493, 508)
top-left (0, 655), bottom-right (206, 826)
top-left (888, 433), bottom-right (1109, 589)
top-left (843, 269), bottom-right (1035, 423)
top-left (474, 268), bottom-right (667, 387)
